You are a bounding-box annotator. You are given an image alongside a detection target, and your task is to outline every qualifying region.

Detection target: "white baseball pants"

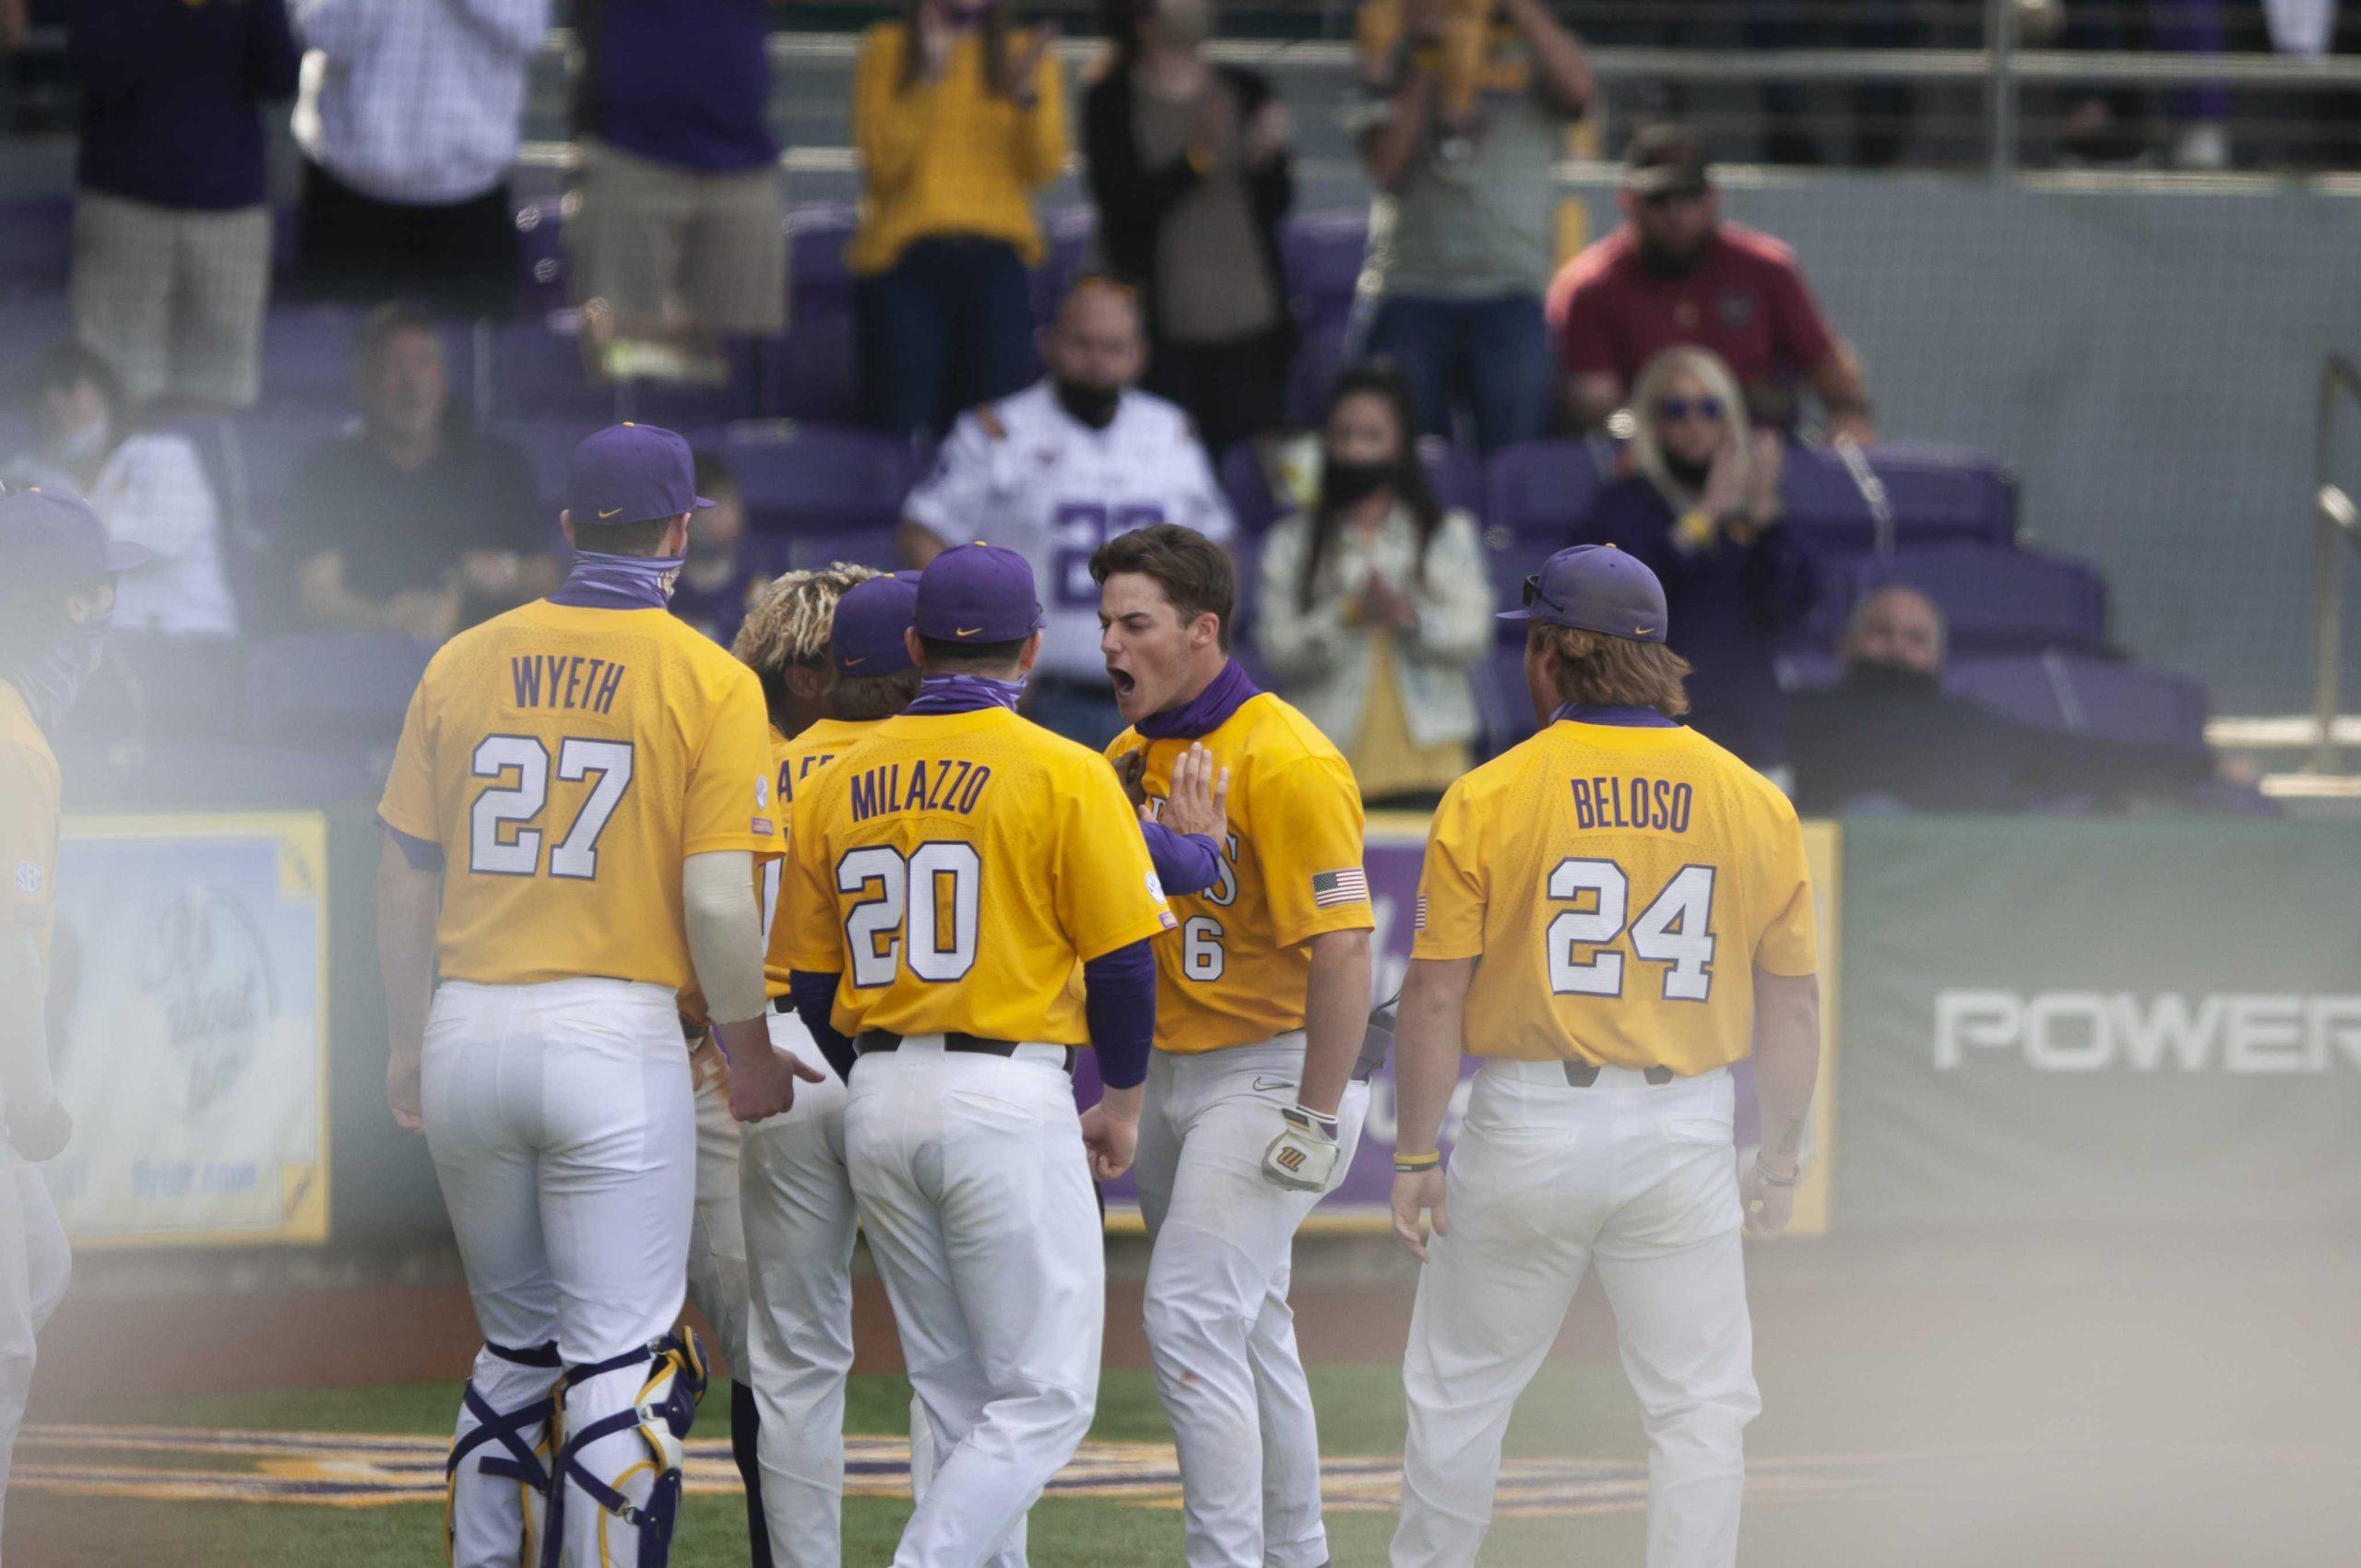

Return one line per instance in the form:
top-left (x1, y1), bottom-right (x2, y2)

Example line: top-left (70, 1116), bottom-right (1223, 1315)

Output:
top-left (688, 1068), bottom-right (752, 1374)
top-left (846, 1039), bottom-right (1101, 1568)
top-left (740, 1008), bottom-right (858, 1568)
top-left (1391, 1062), bottom-right (1759, 1568)
top-left (423, 978), bottom-right (697, 1568)
top-left (0, 1149), bottom-right (70, 1557)
top-left (1134, 1038), bottom-right (1370, 1568)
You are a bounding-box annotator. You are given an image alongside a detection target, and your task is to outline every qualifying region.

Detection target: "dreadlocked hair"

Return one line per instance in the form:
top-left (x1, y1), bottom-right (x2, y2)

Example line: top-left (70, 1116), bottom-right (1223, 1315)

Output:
top-left (1531, 624), bottom-right (1693, 719)
top-left (732, 563), bottom-right (885, 731)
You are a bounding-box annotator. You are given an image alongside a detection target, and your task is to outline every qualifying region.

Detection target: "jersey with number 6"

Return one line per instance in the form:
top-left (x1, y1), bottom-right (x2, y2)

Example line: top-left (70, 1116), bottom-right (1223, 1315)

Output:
top-left (378, 598), bottom-right (781, 990)
top-left (778, 707), bottom-right (1175, 1047)
top-left (1109, 694), bottom-right (1374, 1054)
top-left (1412, 717), bottom-right (1817, 1075)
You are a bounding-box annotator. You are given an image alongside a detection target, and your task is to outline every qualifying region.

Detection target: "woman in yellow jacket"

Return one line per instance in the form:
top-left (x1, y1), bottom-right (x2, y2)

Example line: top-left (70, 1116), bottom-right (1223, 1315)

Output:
top-left (850, 0), bottom-right (1067, 438)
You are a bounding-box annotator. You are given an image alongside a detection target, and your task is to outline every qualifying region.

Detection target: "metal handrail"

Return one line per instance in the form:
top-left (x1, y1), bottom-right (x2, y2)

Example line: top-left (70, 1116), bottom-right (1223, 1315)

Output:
top-left (2310, 356), bottom-right (2361, 773)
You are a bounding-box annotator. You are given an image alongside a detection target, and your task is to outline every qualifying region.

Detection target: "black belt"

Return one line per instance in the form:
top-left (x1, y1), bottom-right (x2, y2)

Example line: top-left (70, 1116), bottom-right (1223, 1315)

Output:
top-left (1563, 1062), bottom-right (1675, 1087)
top-left (771, 996), bottom-right (794, 1014)
top-left (856, 1030), bottom-right (1076, 1074)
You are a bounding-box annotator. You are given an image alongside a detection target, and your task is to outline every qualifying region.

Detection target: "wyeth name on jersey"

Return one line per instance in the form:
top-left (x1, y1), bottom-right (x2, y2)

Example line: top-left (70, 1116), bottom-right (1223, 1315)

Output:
top-left (510, 653), bottom-right (628, 715)
top-left (847, 758), bottom-right (994, 822)
top-left (1570, 775), bottom-right (1696, 835)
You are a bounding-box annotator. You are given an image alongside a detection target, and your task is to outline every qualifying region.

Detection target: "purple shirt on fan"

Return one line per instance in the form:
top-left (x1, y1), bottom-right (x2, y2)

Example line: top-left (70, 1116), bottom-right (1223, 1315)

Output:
top-left (573, 0), bottom-right (777, 173)
top-left (71, 0), bottom-right (302, 211)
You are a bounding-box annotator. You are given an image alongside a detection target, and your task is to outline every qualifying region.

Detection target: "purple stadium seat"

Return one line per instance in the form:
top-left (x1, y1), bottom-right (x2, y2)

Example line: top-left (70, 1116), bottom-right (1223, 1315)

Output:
top-left (789, 526), bottom-right (901, 574)
top-left (1833, 543), bottom-right (2107, 655)
top-left (1032, 208), bottom-right (1097, 320)
top-left (1780, 444), bottom-right (2015, 551)
top-left (1285, 303), bottom-right (1352, 429)
top-left (1952, 653), bottom-right (2206, 751)
top-left (0, 296), bottom-right (72, 381)
top-left (1482, 439), bottom-right (1613, 541)
top-left (246, 632), bottom-right (432, 742)
top-left (492, 317), bottom-right (613, 422)
top-left (1280, 212), bottom-right (1368, 315)
top-left (108, 636), bottom-right (249, 741)
top-left (255, 303), bottom-right (369, 408)
top-left (775, 205), bottom-right (860, 423)
top-left (0, 196), bottom-right (71, 290)
top-left (724, 422), bottom-right (922, 540)
top-left (1475, 647), bottom-right (1538, 758)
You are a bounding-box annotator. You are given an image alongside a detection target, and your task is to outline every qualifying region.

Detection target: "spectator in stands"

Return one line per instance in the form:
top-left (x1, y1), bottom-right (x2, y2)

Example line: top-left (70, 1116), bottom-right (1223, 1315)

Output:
top-left (1350, 0), bottom-right (1592, 456)
top-left (849, 0), bottom-right (1066, 439)
top-left (1576, 345), bottom-right (1816, 778)
top-left (1549, 125), bottom-right (1875, 445)
top-left (289, 0), bottom-right (549, 319)
top-left (898, 276), bottom-right (1233, 748)
top-left (1084, 0), bottom-right (1295, 455)
top-left (1788, 585), bottom-right (2221, 814)
top-left (568, 0), bottom-right (787, 376)
top-left (670, 452), bottom-right (760, 647)
top-left (66, 0), bottom-right (300, 413)
top-left (283, 303), bottom-right (551, 641)
top-left (6, 342), bottom-right (238, 637)
top-left (1254, 362), bottom-right (1491, 808)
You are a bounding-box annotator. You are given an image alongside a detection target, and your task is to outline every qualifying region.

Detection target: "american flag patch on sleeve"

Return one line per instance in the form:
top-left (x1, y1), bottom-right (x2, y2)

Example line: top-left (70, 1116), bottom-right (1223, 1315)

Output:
top-left (1415, 894), bottom-right (1429, 932)
top-left (1311, 868), bottom-right (1370, 908)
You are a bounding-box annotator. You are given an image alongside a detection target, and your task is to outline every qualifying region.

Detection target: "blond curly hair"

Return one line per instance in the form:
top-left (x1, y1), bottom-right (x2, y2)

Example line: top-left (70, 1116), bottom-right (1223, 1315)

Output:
top-left (732, 564), bottom-right (884, 727)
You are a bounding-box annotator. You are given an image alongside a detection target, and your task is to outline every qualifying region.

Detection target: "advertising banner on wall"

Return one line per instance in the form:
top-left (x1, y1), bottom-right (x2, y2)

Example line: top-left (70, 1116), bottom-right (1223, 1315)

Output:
top-left (1097, 816), bottom-right (1843, 1237)
top-left (42, 814), bottom-right (331, 1247)
top-left (1834, 817), bottom-right (2361, 1229)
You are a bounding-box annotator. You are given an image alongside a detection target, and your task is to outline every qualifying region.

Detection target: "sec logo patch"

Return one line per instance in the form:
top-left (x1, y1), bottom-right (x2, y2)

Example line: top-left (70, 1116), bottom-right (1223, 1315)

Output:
top-left (12, 861), bottom-right (39, 897)
top-left (1145, 872), bottom-right (1167, 902)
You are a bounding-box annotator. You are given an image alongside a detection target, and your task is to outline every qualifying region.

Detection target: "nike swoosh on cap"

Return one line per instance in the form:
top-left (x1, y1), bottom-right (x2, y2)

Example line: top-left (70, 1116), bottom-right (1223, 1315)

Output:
top-left (598, 507), bottom-right (623, 519)
top-left (955, 626), bottom-right (983, 638)
top-left (843, 657), bottom-right (866, 667)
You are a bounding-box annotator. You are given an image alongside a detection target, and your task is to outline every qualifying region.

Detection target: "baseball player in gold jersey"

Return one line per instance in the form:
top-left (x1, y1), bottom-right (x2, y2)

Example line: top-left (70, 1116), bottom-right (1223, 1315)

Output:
top-left (377, 424), bottom-right (818, 1568)
top-left (779, 543), bottom-right (1175, 1568)
top-left (1094, 525), bottom-right (1378, 1568)
top-left (0, 488), bottom-right (145, 1543)
top-left (1387, 545), bottom-right (1822, 1568)
top-left (729, 564), bottom-right (919, 1568)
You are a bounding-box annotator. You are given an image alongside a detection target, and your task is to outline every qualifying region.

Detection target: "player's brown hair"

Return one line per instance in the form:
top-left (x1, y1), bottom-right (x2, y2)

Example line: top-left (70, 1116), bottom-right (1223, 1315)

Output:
top-left (733, 564), bottom-right (885, 730)
top-left (1532, 624), bottom-right (1693, 719)
top-left (832, 669), bottom-right (923, 723)
top-left (1088, 524), bottom-right (1235, 652)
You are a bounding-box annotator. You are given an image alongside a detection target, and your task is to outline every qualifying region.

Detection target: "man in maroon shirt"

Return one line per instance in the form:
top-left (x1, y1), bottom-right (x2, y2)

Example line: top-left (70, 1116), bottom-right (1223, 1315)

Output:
top-left (1548, 124), bottom-right (1875, 444)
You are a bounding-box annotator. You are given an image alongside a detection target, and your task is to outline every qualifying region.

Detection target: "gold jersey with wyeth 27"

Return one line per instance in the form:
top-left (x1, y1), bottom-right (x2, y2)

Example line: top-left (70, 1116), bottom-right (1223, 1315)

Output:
top-left (378, 599), bottom-right (781, 991)
top-left (1412, 717), bottom-right (1818, 1075)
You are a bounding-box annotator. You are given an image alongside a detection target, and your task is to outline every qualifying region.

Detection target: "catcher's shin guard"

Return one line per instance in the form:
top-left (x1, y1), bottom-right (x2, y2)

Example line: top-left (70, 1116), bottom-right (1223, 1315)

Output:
top-left (446, 1339), bottom-right (562, 1568)
top-left (540, 1326), bottom-right (708, 1568)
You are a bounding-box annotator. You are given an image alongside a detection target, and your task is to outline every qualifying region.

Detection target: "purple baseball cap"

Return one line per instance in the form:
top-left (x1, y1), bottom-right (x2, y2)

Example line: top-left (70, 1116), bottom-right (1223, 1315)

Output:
top-left (831, 574), bottom-right (920, 676)
top-left (914, 544), bottom-right (1044, 646)
top-left (1498, 543), bottom-right (1669, 643)
top-left (0, 485), bottom-right (150, 599)
top-left (565, 422), bottom-right (714, 528)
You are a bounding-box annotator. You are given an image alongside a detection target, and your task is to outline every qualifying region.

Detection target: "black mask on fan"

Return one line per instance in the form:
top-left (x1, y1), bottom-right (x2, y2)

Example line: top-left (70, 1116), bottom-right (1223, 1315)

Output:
top-left (1053, 377), bottom-right (1123, 430)
top-left (1322, 457), bottom-right (1394, 507)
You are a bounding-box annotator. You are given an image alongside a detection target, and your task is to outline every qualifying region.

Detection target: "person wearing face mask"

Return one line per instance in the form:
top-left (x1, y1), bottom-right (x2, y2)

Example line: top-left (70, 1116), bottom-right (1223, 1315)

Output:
top-left (897, 276), bottom-right (1236, 750)
top-left (849, 0), bottom-right (1069, 440)
top-left (1549, 124), bottom-right (1874, 443)
top-left (1574, 345), bottom-right (1817, 781)
top-left (1083, 0), bottom-right (1296, 456)
top-left (1254, 362), bottom-right (1492, 809)
top-left (0, 486), bottom-right (148, 1549)
top-left (6, 341), bottom-right (237, 639)
top-left (1787, 585), bottom-right (2225, 816)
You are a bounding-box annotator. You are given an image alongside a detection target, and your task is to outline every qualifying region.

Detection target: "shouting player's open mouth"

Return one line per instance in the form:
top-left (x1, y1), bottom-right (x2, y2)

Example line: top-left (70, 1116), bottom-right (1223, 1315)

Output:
top-left (1108, 662), bottom-right (1139, 703)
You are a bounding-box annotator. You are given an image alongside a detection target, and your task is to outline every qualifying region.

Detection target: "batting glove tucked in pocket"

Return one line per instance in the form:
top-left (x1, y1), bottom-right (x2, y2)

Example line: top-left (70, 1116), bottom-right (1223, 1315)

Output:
top-left (1262, 1103), bottom-right (1341, 1192)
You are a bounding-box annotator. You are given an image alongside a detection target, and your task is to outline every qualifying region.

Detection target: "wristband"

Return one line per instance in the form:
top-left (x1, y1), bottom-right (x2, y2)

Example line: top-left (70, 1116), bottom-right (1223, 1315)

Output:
top-left (1753, 1160), bottom-right (1799, 1187)
top-left (1394, 1149), bottom-right (1441, 1172)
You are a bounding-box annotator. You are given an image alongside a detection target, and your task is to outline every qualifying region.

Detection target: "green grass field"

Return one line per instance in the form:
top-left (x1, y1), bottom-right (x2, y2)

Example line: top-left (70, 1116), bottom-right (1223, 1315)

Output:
top-left (11, 1363), bottom-right (1683, 1567)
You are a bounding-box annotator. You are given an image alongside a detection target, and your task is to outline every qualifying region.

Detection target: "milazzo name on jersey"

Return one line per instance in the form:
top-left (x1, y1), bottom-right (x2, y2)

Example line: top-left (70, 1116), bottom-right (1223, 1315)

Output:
top-left (508, 652), bottom-right (629, 716)
top-left (847, 757), bottom-right (996, 822)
